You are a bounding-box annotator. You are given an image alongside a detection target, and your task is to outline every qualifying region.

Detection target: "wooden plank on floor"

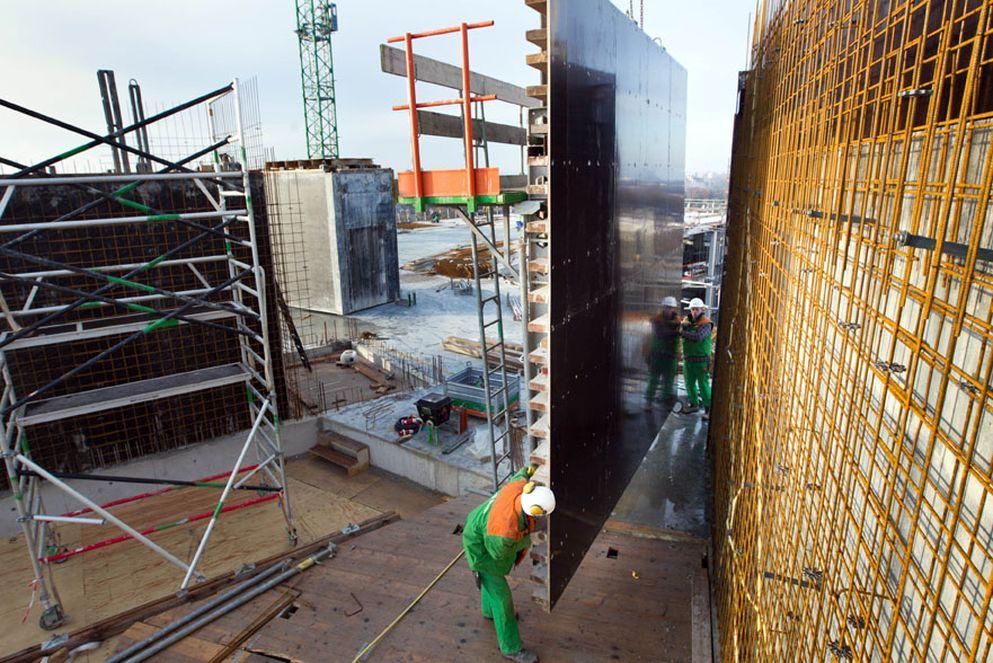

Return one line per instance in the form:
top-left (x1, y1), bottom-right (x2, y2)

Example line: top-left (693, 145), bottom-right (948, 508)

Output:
top-left (692, 565), bottom-right (713, 663)
top-left (241, 497), bottom-right (699, 662)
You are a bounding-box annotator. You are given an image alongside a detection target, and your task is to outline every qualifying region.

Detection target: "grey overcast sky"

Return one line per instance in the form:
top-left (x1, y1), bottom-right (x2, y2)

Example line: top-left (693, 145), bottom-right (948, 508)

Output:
top-left (0, 1), bottom-right (751, 175)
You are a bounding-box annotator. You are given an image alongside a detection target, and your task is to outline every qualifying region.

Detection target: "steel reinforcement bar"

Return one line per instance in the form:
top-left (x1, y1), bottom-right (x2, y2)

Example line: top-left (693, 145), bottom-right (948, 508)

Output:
top-left (713, 0), bottom-right (993, 660)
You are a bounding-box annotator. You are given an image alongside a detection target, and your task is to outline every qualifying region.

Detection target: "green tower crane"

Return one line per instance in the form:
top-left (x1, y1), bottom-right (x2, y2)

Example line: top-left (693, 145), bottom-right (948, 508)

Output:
top-left (294, 0), bottom-right (340, 159)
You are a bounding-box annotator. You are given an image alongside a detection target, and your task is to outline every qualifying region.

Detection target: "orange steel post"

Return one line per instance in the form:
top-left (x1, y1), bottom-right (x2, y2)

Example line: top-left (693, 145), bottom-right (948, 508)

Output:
top-left (388, 20), bottom-right (496, 210)
top-left (402, 32), bottom-right (423, 202)
top-left (392, 94), bottom-right (496, 111)
top-left (460, 22), bottom-right (477, 205)
top-left (386, 21), bottom-right (494, 44)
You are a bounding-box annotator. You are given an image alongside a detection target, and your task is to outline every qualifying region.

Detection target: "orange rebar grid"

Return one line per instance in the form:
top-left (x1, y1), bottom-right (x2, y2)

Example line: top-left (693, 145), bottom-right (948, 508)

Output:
top-left (713, 1), bottom-right (993, 661)
top-left (388, 21), bottom-right (496, 207)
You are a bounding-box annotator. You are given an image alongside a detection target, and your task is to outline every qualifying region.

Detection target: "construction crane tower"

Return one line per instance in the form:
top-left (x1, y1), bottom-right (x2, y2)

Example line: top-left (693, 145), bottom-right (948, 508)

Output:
top-left (294, 0), bottom-right (340, 159)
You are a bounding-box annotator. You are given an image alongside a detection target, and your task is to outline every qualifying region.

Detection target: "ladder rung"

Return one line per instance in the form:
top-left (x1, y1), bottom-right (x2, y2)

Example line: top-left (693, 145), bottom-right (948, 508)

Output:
top-left (219, 190), bottom-right (245, 197)
top-left (481, 294), bottom-right (499, 306)
top-left (483, 318), bottom-right (501, 328)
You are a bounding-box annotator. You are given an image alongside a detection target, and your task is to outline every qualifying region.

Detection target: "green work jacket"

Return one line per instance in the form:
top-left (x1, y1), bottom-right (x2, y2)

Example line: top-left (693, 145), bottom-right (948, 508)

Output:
top-left (462, 467), bottom-right (535, 576)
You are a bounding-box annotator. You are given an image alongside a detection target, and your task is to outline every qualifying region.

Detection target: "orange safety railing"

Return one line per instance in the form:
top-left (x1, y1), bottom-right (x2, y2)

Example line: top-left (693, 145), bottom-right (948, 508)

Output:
top-left (388, 21), bottom-right (499, 210)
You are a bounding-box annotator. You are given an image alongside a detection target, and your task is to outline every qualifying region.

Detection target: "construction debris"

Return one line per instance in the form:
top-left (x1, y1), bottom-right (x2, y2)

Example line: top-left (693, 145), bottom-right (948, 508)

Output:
top-left (442, 335), bottom-right (524, 371)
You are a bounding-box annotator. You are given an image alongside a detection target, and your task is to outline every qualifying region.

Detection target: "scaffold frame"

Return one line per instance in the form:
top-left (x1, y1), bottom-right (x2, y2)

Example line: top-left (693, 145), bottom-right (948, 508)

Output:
top-left (0, 79), bottom-right (294, 630)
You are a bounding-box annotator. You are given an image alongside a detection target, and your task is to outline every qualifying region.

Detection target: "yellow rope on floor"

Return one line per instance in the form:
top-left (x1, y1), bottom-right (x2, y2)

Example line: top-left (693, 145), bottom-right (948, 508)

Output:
top-left (351, 549), bottom-right (466, 662)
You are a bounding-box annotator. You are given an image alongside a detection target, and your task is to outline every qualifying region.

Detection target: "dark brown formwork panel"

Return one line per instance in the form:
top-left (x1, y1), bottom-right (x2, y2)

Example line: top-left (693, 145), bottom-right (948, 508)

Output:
top-left (547, 0), bottom-right (686, 607)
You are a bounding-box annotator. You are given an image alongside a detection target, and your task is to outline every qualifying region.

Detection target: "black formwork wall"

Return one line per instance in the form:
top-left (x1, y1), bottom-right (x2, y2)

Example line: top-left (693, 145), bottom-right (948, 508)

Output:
top-left (547, 0), bottom-right (686, 605)
top-left (0, 175), bottom-right (286, 483)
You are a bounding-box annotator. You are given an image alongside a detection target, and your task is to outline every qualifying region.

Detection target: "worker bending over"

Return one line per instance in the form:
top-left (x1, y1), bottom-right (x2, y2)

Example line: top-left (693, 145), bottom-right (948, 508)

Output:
top-left (462, 465), bottom-right (556, 663)
top-left (680, 298), bottom-right (713, 418)
top-left (644, 295), bottom-right (682, 408)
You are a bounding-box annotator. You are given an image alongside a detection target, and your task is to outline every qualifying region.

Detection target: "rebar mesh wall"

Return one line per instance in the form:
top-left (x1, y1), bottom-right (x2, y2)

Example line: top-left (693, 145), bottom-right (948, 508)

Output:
top-left (712, 1), bottom-right (993, 660)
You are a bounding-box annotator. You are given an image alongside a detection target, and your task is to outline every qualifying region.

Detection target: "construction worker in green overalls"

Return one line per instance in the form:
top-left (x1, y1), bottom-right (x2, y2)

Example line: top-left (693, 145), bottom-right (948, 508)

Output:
top-left (680, 298), bottom-right (713, 419)
top-left (462, 466), bottom-right (556, 663)
top-left (644, 296), bottom-right (682, 408)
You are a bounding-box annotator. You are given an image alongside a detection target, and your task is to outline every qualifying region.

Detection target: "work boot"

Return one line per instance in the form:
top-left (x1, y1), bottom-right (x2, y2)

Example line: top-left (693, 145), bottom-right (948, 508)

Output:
top-left (702, 408), bottom-right (710, 421)
top-left (503, 649), bottom-right (539, 663)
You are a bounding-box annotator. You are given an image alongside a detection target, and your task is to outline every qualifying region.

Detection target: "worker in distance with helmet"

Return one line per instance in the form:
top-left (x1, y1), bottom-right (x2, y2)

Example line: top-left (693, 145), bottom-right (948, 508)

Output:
top-left (643, 295), bottom-right (682, 408)
top-left (462, 464), bottom-right (555, 663)
top-left (680, 297), bottom-right (713, 419)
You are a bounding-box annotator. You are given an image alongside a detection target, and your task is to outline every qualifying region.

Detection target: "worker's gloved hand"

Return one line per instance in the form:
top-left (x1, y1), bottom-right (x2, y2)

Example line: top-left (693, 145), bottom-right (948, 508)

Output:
top-left (514, 548), bottom-right (528, 567)
top-left (524, 464), bottom-right (537, 478)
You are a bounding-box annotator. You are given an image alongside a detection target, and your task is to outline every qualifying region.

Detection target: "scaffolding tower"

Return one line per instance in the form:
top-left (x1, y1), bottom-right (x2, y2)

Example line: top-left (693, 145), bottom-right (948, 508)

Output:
top-left (0, 80), bottom-right (294, 629)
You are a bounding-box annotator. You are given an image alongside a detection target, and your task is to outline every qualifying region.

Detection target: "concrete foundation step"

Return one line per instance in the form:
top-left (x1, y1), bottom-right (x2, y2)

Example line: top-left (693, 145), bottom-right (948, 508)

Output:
top-left (310, 431), bottom-right (370, 476)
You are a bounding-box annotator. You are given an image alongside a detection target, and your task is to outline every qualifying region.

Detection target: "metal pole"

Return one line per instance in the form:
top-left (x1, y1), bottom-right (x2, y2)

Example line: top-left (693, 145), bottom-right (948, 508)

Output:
top-left (232, 78), bottom-right (295, 540)
top-left (97, 70), bottom-right (125, 174)
top-left (15, 454), bottom-right (191, 573)
top-left (517, 227), bottom-right (534, 459)
top-left (0, 83), bottom-right (233, 179)
top-left (0, 269), bottom-right (252, 416)
top-left (128, 79), bottom-right (151, 172)
top-left (106, 558), bottom-right (293, 663)
top-left (181, 398), bottom-right (271, 588)
top-left (0, 172), bottom-right (242, 187)
top-left (468, 223), bottom-right (498, 490)
top-left (460, 23), bottom-right (476, 204)
top-left (125, 545), bottom-right (335, 663)
top-left (403, 33), bottom-right (424, 200)
top-left (0, 367), bottom-right (60, 624)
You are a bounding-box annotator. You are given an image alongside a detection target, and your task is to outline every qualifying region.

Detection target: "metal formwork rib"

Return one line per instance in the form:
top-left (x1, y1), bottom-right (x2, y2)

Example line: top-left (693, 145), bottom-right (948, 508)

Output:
top-left (0, 80), bottom-right (294, 629)
top-left (714, 0), bottom-right (993, 660)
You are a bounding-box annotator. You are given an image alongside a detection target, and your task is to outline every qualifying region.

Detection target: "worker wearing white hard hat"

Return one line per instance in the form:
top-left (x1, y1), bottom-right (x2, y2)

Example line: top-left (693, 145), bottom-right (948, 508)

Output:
top-left (643, 295), bottom-right (682, 408)
top-left (462, 465), bottom-right (554, 663)
top-left (680, 298), bottom-right (713, 418)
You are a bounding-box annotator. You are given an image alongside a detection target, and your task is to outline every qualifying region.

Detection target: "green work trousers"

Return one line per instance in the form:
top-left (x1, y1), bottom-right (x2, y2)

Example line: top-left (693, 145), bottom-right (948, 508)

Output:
top-left (646, 355), bottom-right (677, 401)
top-left (684, 359), bottom-right (712, 407)
top-left (479, 572), bottom-right (521, 655)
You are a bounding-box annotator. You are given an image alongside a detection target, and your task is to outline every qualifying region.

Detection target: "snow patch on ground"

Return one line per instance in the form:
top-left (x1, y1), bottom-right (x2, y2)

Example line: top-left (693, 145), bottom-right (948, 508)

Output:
top-left (351, 219), bottom-right (525, 374)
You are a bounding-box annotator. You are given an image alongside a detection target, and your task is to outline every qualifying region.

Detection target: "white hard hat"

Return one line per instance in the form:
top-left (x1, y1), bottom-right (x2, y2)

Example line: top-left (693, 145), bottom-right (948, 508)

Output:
top-left (521, 482), bottom-right (555, 516)
top-left (688, 298), bottom-right (706, 309)
top-left (662, 296), bottom-right (678, 308)
top-left (340, 349), bottom-right (357, 365)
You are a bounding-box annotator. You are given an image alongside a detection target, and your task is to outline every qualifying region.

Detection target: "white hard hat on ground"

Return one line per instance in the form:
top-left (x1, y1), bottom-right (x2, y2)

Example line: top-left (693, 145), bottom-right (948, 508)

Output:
top-left (521, 483), bottom-right (556, 516)
top-left (662, 296), bottom-right (678, 308)
top-left (340, 349), bottom-right (358, 365)
top-left (688, 298), bottom-right (706, 309)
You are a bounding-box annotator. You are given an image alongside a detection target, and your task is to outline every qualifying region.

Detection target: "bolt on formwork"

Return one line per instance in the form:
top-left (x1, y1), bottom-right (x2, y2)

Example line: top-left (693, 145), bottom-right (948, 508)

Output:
top-left (0, 79), bottom-right (295, 630)
top-left (713, 1), bottom-right (993, 660)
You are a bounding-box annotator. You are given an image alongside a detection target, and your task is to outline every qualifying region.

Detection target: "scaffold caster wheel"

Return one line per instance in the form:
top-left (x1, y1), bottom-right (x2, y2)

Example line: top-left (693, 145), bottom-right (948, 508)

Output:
top-left (39, 604), bottom-right (66, 631)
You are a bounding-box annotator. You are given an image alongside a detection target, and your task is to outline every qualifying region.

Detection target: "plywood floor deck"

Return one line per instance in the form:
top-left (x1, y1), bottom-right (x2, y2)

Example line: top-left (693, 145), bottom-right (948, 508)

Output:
top-left (0, 456), bottom-right (445, 658)
top-left (115, 497), bottom-right (710, 662)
